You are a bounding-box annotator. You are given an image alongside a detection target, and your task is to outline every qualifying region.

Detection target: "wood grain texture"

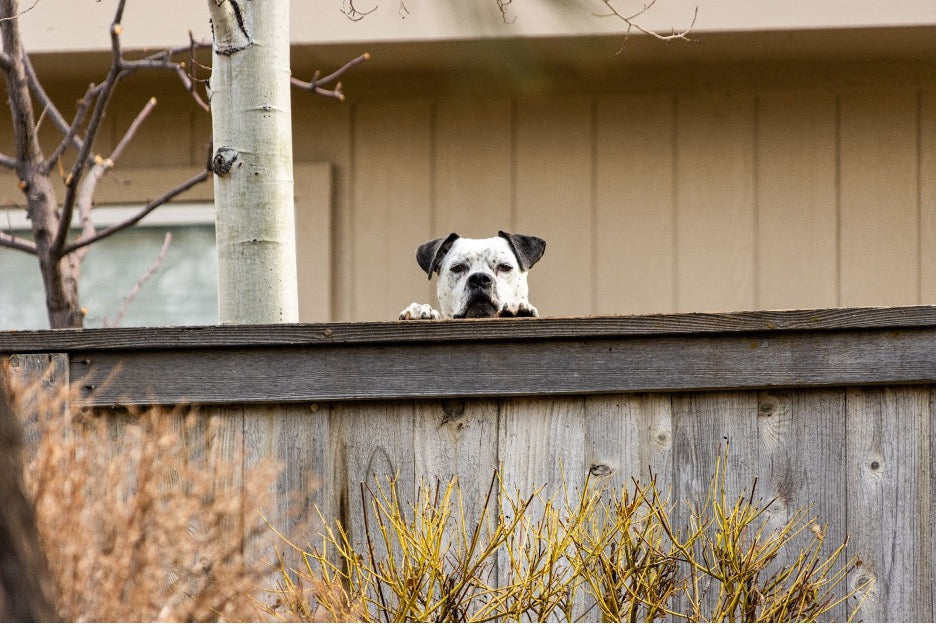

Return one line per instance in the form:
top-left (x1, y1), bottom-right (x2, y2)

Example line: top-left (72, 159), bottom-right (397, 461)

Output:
top-left (497, 396), bottom-right (587, 618)
top-left (243, 403), bottom-right (331, 572)
top-left (333, 401), bottom-right (416, 558)
top-left (176, 405), bottom-right (246, 568)
top-left (584, 393), bottom-right (674, 495)
top-left (499, 396), bottom-right (586, 501)
top-left (845, 387), bottom-right (933, 622)
top-left (671, 392), bottom-right (760, 512)
top-left (4, 353), bottom-right (68, 453)
top-left (755, 389), bottom-right (848, 622)
top-left (5, 306), bottom-right (936, 353)
top-left (669, 392), bottom-right (759, 616)
top-left (413, 399), bottom-right (499, 528)
top-left (63, 326), bottom-right (936, 406)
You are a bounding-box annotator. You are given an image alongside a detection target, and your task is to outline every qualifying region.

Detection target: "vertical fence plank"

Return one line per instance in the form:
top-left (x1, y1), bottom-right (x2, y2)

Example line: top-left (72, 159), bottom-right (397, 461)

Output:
top-left (670, 392), bottom-right (759, 618)
top-left (672, 392), bottom-right (760, 506)
top-left (931, 386), bottom-right (936, 623)
top-left (583, 394), bottom-right (673, 623)
top-left (499, 397), bottom-right (586, 500)
top-left (756, 389), bottom-right (849, 621)
top-left (334, 401), bottom-right (416, 555)
top-left (4, 353), bottom-right (68, 452)
top-left (498, 397), bottom-right (586, 620)
top-left (414, 398), bottom-right (499, 527)
top-left (243, 403), bottom-right (331, 576)
top-left (846, 387), bottom-right (933, 622)
top-left (584, 393), bottom-right (674, 495)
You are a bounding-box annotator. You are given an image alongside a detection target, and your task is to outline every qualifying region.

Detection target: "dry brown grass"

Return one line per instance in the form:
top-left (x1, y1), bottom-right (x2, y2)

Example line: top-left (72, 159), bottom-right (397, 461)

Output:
top-left (9, 375), bottom-right (279, 622)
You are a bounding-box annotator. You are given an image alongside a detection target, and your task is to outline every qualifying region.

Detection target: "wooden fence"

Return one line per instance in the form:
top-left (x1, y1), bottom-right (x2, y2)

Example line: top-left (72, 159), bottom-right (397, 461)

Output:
top-left (3, 306), bottom-right (936, 621)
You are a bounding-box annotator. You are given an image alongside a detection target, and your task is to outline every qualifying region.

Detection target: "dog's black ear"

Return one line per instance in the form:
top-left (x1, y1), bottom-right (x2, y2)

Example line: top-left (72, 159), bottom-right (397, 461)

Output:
top-left (498, 231), bottom-right (546, 271)
top-left (416, 233), bottom-right (460, 279)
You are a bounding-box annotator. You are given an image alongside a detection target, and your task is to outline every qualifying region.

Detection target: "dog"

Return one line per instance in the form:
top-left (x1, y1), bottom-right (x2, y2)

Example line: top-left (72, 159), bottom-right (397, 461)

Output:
top-left (399, 231), bottom-right (546, 320)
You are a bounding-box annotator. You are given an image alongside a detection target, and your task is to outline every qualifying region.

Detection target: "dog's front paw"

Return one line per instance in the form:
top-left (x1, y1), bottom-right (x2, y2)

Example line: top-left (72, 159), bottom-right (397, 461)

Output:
top-left (498, 302), bottom-right (539, 318)
top-left (399, 302), bottom-right (441, 320)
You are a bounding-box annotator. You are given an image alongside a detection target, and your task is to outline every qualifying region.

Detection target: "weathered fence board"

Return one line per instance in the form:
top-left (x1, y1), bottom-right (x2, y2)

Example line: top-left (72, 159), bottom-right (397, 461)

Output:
top-left (47, 326), bottom-right (936, 406)
top-left (5, 353), bottom-right (67, 449)
top-left (757, 389), bottom-right (849, 621)
top-left (845, 387), bottom-right (933, 621)
top-left (412, 399), bottom-right (499, 526)
top-left (242, 403), bottom-right (332, 569)
top-left (4, 307), bottom-right (936, 621)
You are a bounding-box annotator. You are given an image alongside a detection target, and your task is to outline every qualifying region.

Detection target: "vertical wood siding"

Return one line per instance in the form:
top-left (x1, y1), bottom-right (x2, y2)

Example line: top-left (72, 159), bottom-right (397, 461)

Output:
top-left (5, 75), bottom-right (934, 322)
top-left (300, 85), bottom-right (936, 321)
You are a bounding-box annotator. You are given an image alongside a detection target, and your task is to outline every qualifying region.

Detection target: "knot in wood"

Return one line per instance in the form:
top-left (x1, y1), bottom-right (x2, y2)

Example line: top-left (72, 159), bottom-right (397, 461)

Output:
top-left (211, 147), bottom-right (239, 176)
top-left (440, 399), bottom-right (465, 424)
top-left (589, 464), bottom-right (612, 477)
top-left (758, 397), bottom-right (778, 416)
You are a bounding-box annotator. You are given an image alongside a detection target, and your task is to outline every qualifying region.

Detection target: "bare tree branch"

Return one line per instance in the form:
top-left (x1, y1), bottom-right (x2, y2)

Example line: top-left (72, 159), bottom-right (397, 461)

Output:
top-left (497, 0), bottom-right (516, 24)
top-left (60, 168), bottom-right (211, 256)
top-left (595, 0), bottom-right (698, 45)
top-left (106, 230), bottom-right (172, 327)
top-left (111, 97), bottom-right (158, 163)
top-left (66, 96), bottom-right (158, 262)
top-left (0, 230), bottom-right (36, 254)
top-left (53, 0), bottom-right (166, 259)
top-left (0, 0), bottom-right (211, 327)
top-left (183, 31), bottom-right (211, 112)
top-left (43, 87), bottom-right (94, 172)
top-left (340, 0), bottom-right (376, 21)
top-left (291, 53), bottom-right (370, 101)
top-left (22, 54), bottom-right (91, 158)
top-left (0, 0), bottom-right (37, 23)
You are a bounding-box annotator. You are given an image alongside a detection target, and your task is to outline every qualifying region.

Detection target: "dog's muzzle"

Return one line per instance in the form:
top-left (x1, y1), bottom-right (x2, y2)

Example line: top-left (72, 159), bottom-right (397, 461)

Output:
top-left (455, 272), bottom-right (499, 318)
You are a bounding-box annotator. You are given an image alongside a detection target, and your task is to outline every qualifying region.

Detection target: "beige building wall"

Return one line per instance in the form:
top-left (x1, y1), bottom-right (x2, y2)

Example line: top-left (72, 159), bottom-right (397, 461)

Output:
top-left (4, 37), bottom-right (936, 323)
top-left (293, 61), bottom-right (936, 321)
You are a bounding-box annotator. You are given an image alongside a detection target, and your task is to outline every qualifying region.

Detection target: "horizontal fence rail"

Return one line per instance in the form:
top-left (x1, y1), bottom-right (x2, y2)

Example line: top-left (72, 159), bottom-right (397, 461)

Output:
top-left (2, 306), bottom-right (936, 406)
top-left (3, 305), bottom-right (935, 622)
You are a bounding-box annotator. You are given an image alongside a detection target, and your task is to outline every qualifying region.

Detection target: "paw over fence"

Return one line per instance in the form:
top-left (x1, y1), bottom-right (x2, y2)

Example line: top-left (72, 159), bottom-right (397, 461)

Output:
top-left (3, 305), bottom-right (936, 621)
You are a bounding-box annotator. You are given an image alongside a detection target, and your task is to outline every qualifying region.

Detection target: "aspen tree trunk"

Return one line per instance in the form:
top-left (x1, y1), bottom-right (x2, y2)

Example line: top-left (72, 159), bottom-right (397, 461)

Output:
top-left (207, 0), bottom-right (299, 324)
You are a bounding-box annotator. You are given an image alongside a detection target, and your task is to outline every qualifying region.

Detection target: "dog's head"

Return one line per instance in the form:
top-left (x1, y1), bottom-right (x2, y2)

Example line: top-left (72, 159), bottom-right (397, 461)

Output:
top-left (416, 231), bottom-right (546, 318)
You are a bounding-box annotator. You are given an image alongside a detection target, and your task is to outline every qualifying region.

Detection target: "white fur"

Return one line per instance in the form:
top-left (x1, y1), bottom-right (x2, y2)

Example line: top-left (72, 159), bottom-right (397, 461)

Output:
top-left (399, 236), bottom-right (537, 320)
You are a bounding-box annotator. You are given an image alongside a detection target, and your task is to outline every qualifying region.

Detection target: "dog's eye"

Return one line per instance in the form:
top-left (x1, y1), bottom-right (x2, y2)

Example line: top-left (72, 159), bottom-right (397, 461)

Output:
top-left (450, 263), bottom-right (468, 274)
top-left (497, 263), bottom-right (514, 273)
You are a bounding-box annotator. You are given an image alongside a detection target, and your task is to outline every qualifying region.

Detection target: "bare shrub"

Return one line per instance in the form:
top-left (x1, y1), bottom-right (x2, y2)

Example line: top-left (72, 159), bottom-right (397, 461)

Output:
top-left (9, 376), bottom-right (277, 622)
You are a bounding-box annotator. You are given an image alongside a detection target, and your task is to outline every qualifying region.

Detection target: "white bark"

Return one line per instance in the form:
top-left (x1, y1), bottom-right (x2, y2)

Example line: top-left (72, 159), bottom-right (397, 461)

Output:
top-left (207, 0), bottom-right (299, 324)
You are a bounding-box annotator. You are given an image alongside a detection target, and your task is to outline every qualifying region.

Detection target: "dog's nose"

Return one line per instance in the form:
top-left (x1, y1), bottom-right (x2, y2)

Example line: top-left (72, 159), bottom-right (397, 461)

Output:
top-left (467, 272), bottom-right (493, 291)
